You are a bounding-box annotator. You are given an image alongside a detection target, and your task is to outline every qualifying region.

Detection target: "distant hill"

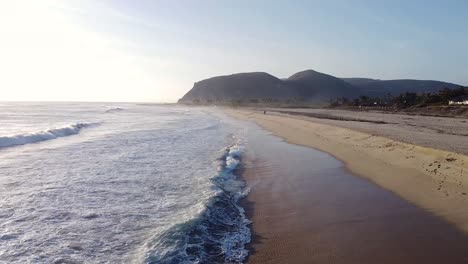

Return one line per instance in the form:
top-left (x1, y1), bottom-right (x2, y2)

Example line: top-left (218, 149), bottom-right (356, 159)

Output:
top-left (178, 70), bottom-right (461, 104)
top-left (178, 72), bottom-right (296, 103)
top-left (342, 78), bottom-right (460, 97)
top-left (285, 70), bottom-right (355, 100)
top-left (340, 78), bottom-right (379, 86)
top-left (178, 69), bottom-right (355, 104)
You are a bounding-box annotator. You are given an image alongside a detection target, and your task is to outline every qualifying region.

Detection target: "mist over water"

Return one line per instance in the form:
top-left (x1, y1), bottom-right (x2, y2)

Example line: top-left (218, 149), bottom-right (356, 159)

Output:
top-left (0, 103), bottom-right (249, 263)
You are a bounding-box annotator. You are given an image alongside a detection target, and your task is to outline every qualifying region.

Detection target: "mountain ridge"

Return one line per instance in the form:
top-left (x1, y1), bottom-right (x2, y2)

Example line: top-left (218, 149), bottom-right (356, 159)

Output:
top-left (178, 70), bottom-right (461, 104)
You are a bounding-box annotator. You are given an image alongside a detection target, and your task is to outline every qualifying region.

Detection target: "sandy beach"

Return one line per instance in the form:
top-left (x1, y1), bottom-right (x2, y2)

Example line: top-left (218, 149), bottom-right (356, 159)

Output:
top-left (228, 108), bottom-right (468, 263)
top-left (267, 108), bottom-right (468, 155)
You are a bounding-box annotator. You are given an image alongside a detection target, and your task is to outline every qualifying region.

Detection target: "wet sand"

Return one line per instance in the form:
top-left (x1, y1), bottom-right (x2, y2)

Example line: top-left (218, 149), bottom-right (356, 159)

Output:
top-left (233, 113), bottom-right (468, 263)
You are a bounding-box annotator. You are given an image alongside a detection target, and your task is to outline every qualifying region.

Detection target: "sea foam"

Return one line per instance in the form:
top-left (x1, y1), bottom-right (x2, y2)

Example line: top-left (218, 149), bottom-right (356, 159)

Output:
top-left (0, 123), bottom-right (96, 148)
top-left (144, 144), bottom-right (251, 264)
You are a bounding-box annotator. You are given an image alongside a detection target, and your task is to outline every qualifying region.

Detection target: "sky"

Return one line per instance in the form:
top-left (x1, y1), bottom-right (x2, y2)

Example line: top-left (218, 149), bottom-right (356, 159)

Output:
top-left (0, 0), bottom-right (467, 102)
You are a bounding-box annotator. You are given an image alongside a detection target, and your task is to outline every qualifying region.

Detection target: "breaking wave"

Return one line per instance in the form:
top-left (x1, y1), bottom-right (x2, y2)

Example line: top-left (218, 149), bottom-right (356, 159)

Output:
top-left (0, 123), bottom-right (96, 148)
top-left (143, 145), bottom-right (251, 264)
top-left (104, 107), bottom-right (124, 113)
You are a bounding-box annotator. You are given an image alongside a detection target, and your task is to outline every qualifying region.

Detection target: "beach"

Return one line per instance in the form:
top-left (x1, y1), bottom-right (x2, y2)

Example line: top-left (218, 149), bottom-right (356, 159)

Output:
top-left (228, 108), bottom-right (468, 263)
top-left (266, 108), bottom-right (468, 155)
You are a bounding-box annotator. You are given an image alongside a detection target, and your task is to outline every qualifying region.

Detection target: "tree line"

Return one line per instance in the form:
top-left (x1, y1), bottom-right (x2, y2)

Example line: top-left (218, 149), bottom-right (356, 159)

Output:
top-left (329, 86), bottom-right (467, 108)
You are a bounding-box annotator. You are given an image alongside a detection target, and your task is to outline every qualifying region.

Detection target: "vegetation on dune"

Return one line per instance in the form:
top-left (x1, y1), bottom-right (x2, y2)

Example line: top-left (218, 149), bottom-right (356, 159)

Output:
top-left (329, 86), bottom-right (468, 109)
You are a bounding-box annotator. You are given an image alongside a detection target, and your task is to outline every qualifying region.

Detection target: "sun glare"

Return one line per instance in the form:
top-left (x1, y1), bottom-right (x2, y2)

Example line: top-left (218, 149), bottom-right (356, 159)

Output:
top-left (0, 1), bottom-right (156, 102)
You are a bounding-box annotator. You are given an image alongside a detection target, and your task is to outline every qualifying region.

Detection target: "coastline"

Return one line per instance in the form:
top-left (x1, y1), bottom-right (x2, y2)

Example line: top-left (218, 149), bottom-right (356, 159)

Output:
top-left (227, 108), bottom-right (468, 263)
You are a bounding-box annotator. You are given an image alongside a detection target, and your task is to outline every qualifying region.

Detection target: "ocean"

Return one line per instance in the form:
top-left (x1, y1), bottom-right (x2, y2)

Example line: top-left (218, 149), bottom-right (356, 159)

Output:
top-left (0, 102), bottom-right (250, 264)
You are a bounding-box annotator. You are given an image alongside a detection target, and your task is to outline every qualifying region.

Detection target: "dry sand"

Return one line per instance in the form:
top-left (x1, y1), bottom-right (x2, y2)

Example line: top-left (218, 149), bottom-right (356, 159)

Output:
top-left (268, 108), bottom-right (468, 155)
top-left (226, 109), bottom-right (468, 263)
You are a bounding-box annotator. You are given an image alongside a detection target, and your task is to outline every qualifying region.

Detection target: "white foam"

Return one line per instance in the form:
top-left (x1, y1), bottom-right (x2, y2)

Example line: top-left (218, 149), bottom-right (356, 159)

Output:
top-left (104, 107), bottom-right (124, 113)
top-left (0, 123), bottom-right (95, 148)
top-left (225, 156), bottom-right (240, 171)
top-left (224, 144), bottom-right (244, 171)
top-left (228, 145), bottom-right (244, 158)
top-left (218, 144), bottom-right (251, 263)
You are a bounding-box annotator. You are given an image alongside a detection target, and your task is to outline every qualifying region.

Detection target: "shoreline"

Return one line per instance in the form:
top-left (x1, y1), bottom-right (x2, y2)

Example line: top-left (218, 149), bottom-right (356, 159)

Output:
top-left (230, 109), bottom-right (468, 232)
top-left (227, 108), bottom-right (468, 263)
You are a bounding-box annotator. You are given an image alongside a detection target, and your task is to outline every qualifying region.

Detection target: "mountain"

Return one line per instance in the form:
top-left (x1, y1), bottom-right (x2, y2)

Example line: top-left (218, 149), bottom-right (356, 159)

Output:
top-left (178, 70), bottom-right (461, 104)
top-left (178, 70), bottom-right (354, 104)
top-left (177, 72), bottom-right (296, 103)
top-left (284, 70), bottom-right (355, 100)
top-left (340, 78), bottom-right (379, 86)
top-left (342, 78), bottom-right (460, 97)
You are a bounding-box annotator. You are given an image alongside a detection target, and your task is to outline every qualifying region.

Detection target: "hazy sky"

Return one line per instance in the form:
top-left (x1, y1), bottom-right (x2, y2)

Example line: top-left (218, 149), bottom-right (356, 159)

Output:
top-left (1, 0), bottom-right (467, 102)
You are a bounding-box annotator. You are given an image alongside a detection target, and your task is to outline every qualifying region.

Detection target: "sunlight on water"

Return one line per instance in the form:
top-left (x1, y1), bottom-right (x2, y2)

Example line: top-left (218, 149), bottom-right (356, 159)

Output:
top-left (0, 103), bottom-right (249, 263)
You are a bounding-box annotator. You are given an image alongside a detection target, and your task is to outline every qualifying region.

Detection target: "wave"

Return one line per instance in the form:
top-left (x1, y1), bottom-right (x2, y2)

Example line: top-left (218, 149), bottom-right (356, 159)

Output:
top-left (104, 107), bottom-right (124, 113)
top-left (144, 145), bottom-right (251, 264)
top-left (0, 123), bottom-right (96, 149)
